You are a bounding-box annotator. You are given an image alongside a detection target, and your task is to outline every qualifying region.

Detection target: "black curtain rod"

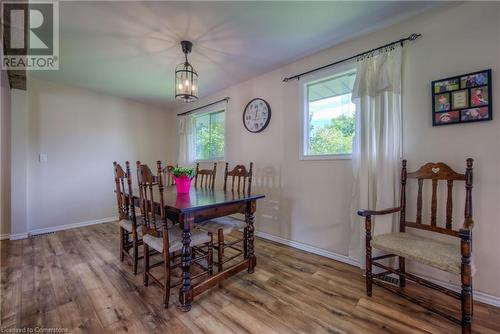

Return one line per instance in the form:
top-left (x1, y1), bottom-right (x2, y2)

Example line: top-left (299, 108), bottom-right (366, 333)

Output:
top-left (283, 33), bottom-right (421, 82)
top-left (176, 97), bottom-right (231, 116)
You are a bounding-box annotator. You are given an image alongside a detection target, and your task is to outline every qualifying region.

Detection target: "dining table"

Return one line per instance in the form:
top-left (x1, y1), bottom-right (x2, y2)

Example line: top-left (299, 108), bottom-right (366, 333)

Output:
top-left (125, 186), bottom-right (265, 311)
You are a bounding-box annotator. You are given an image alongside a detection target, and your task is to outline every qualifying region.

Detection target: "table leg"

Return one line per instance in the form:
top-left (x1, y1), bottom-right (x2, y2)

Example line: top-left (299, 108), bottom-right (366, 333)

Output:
top-left (178, 214), bottom-right (194, 312)
top-left (246, 201), bottom-right (257, 273)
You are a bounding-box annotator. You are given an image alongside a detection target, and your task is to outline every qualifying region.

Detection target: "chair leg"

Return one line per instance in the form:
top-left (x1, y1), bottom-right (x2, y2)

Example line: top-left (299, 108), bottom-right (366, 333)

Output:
top-left (208, 234), bottom-right (214, 276)
top-left (132, 233), bottom-right (139, 275)
top-left (399, 256), bottom-right (406, 287)
top-left (243, 227), bottom-right (248, 259)
top-left (163, 250), bottom-right (170, 309)
top-left (460, 234), bottom-right (473, 334)
top-left (365, 216), bottom-right (373, 297)
top-left (119, 227), bottom-right (125, 262)
top-left (217, 229), bottom-right (224, 273)
top-left (143, 244), bottom-right (150, 286)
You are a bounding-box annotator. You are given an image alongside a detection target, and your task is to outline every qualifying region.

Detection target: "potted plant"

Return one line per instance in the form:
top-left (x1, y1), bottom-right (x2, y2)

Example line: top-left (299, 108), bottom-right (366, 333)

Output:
top-left (172, 167), bottom-right (195, 193)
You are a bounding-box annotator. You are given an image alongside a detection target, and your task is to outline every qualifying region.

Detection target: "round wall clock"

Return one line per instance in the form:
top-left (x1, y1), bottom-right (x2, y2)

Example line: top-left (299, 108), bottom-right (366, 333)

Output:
top-left (243, 98), bottom-right (271, 133)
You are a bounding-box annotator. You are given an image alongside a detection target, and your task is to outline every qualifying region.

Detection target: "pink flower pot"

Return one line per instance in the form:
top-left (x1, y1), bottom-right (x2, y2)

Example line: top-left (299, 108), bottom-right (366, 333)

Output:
top-left (173, 175), bottom-right (192, 193)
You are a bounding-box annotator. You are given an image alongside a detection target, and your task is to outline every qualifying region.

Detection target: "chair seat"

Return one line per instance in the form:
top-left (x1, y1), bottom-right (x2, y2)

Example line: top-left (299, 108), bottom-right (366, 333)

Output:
top-left (198, 216), bottom-right (246, 234)
top-left (119, 219), bottom-right (141, 233)
top-left (143, 226), bottom-right (211, 253)
top-left (371, 232), bottom-right (461, 275)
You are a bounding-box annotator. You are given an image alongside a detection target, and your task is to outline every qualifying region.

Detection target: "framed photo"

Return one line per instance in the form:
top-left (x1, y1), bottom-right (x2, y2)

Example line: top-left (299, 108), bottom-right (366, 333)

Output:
top-left (433, 78), bottom-right (459, 93)
top-left (452, 90), bottom-right (468, 109)
top-left (435, 111), bottom-right (459, 125)
top-left (470, 86), bottom-right (488, 107)
top-left (461, 107), bottom-right (489, 121)
top-left (432, 69), bottom-right (492, 126)
top-left (434, 93), bottom-right (450, 112)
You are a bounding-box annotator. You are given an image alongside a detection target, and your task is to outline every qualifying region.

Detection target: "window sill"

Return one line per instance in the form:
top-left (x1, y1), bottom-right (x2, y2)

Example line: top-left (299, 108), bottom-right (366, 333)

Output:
top-left (300, 154), bottom-right (352, 161)
top-left (194, 158), bottom-right (225, 164)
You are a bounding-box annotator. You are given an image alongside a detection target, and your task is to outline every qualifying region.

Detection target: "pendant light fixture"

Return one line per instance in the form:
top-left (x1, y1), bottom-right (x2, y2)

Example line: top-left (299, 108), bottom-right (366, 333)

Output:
top-left (175, 40), bottom-right (198, 102)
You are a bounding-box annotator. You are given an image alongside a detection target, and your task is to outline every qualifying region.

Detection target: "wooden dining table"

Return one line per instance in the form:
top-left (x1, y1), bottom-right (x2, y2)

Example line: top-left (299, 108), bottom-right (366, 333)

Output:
top-left (125, 186), bottom-right (265, 311)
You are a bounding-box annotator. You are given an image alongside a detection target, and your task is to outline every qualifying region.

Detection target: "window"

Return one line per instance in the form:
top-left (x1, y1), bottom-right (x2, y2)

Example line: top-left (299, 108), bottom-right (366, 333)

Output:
top-left (193, 108), bottom-right (225, 161)
top-left (301, 66), bottom-right (356, 160)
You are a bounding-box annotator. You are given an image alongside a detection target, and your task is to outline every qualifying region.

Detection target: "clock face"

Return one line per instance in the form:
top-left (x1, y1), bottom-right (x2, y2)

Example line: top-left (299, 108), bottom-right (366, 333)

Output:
top-left (243, 98), bottom-right (271, 133)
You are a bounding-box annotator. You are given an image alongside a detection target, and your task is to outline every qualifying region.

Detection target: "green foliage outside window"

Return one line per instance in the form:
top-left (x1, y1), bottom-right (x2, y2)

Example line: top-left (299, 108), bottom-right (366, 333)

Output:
top-left (309, 114), bottom-right (355, 155)
top-left (194, 110), bottom-right (224, 160)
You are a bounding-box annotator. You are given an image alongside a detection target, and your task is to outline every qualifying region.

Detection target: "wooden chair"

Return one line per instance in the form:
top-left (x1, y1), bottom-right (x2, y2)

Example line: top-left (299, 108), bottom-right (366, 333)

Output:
top-left (358, 159), bottom-right (474, 333)
top-left (138, 161), bottom-right (213, 308)
top-left (198, 163), bottom-right (253, 273)
top-left (114, 161), bottom-right (142, 275)
top-left (194, 162), bottom-right (217, 189)
top-left (162, 164), bottom-right (176, 187)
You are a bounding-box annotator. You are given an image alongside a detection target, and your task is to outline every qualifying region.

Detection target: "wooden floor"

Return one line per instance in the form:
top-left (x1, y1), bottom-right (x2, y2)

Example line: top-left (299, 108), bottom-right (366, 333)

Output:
top-left (1, 222), bottom-right (499, 333)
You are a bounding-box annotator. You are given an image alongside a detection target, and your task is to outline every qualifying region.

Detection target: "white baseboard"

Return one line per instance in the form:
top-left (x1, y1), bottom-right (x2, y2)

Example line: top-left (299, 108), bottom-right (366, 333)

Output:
top-left (0, 233), bottom-right (11, 240)
top-left (28, 216), bottom-right (118, 236)
top-left (254, 230), bottom-right (500, 308)
top-left (421, 274), bottom-right (500, 308)
top-left (9, 232), bottom-right (29, 240)
top-left (254, 230), bottom-right (360, 267)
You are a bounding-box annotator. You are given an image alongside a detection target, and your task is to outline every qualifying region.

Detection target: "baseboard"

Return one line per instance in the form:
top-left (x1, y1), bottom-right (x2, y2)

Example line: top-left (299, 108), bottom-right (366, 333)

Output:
top-left (0, 233), bottom-right (11, 240)
top-left (9, 232), bottom-right (29, 240)
top-left (254, 230), bottom-right (500, 308)
top-left (420, 274), bottom-right (500, 308)
top-left (28, 216), bottom-right (118, 236)
top-left (254, 230), bottom-right (360, 267)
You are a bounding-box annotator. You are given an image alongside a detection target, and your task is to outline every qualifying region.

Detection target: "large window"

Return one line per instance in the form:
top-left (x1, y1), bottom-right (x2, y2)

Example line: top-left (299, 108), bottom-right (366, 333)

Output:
top-left (193, 109), bottom-right (225, 161)
top-left (301, 66), bottom-right (356, 159)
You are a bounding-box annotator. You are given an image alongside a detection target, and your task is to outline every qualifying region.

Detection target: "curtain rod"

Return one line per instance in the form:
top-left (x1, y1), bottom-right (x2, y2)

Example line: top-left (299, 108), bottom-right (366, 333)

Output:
top-left (283, 33), bottom-right (421, 82)
top-left (176, 97), bottom-right (231, 117)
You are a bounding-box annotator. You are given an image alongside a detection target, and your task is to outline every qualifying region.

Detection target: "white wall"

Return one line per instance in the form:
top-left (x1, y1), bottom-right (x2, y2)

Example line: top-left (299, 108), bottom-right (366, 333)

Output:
top-left (10, 89), bottom-right (29, 238)
top-left (23, 79), bottom-right (176, 232)
top-left (173, 2), bottom-right (500, 298)
top-left (0, 71), bottom-right (11, 238)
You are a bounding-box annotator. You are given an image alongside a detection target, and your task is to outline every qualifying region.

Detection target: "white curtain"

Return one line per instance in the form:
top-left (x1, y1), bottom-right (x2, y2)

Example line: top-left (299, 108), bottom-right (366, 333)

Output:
top-left (348, 47), bottom-right (403, 268)
top-left (177, 115), bottom-right (195, 165)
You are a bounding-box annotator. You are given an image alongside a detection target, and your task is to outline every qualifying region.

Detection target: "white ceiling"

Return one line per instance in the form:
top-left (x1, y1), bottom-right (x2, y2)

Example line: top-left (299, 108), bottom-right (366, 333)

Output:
top-left (30, 1), bottom-right (437, 109)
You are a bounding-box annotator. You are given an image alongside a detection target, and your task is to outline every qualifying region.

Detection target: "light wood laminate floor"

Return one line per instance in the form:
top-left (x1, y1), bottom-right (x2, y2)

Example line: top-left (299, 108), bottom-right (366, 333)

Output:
top-left (1, 222), bottom-right (499, 333)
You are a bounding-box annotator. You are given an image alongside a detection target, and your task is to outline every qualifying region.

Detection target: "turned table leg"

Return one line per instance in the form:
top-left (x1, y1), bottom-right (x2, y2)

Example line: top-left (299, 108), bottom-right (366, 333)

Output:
top-left (246, 201), bottom-right (257, 273)
top-left (178, 214), bottom-right (194, 312)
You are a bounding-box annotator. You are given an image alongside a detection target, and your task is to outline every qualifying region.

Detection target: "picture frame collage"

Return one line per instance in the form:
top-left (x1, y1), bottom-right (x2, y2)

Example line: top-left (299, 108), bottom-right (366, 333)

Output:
top-left (432, 69), bottom-right (492, 126)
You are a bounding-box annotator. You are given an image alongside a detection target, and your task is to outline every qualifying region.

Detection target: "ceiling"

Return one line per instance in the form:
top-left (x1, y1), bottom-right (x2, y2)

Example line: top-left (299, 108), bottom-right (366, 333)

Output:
top-left (30, 1), bottom-right (437, 109)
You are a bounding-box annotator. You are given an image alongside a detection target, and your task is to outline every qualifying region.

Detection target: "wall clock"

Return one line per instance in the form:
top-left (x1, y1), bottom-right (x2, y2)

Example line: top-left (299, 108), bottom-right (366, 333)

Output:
top-left (243, 98), bottom-right (271, 133)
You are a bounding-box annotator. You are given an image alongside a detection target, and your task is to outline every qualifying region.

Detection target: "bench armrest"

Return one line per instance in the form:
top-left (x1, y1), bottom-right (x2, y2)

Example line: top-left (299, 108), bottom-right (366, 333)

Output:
top-left (357, 207), bottom-right (402, 217)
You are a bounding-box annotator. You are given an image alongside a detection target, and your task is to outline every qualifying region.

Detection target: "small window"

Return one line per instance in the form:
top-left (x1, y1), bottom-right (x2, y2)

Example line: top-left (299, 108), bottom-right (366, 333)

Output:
top-left (193, 109), bottom-right (225, 161)
top-left (301, 67), bottom-right (356, 160)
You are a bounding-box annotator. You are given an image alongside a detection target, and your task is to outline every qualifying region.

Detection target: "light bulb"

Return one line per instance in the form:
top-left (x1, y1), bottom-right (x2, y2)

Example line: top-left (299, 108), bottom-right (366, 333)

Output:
top-left (184, 80), bottom-right (189, 86)
top-left (178, 84), bottom-right (183, 90)
top-left (192, 85), bottom-right (196, 91)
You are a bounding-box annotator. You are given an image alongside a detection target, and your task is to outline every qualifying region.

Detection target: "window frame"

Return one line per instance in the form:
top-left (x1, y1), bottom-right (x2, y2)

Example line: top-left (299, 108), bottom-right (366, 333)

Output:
top-left (192, 106), bottom-right (226, 163)
top-left (299, 62), bottom-right (356, 161)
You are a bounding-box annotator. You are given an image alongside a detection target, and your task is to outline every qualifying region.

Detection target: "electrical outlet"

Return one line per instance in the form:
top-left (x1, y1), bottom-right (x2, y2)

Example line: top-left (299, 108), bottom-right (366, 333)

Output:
top-left (39, 153), bottom-right (48, 163)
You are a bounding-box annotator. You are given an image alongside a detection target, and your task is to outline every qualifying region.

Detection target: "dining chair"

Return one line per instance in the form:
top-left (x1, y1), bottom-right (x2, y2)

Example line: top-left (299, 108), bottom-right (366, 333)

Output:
top-left (162, 164), bottom-right (176, 186)
top-left (198, 162), bottom-right (253, 273)
top-left (358, 159), bottom-right (474, 333)
top-left (138, 161), bottom-right (214, 308)
top-left (114, 161), bottom-right (142, 275)
top-left (194, 162), bottom-right (217, 189)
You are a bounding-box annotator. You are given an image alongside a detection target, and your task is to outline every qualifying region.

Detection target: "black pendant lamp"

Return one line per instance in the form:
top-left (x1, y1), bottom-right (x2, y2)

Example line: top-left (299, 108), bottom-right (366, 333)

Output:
top-left (175, 40), bottom-right (198, 102)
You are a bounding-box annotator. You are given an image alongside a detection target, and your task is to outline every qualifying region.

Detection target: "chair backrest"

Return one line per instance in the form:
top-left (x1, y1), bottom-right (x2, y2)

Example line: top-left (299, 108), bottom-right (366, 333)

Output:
top-left (400, 159), bottom-right (473, 237)
top-left (194, 162), bottom-right (217, 189)
top-left (223, 162), bottom-right (253, 194)
top-left (162, 164), bottom-right (176, 186)
top-left (136, 161), bottom-right (165, 234)
top-left (113, 161), bottom-right (135, 221)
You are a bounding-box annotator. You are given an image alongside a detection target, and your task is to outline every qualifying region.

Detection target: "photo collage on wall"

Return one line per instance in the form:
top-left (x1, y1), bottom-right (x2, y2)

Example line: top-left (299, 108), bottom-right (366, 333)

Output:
top-left (432, 69), bottom-right (492, 126)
